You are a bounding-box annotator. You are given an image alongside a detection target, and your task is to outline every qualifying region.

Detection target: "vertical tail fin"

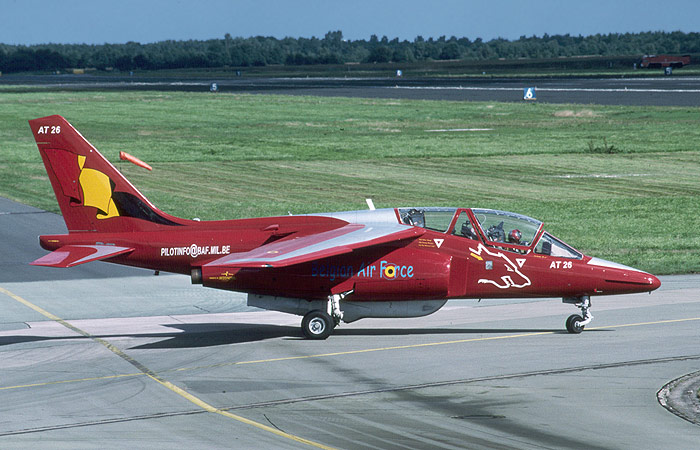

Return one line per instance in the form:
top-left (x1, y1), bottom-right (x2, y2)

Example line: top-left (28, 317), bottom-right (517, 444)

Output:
top-left (29, 115), bottom-right (184, 233)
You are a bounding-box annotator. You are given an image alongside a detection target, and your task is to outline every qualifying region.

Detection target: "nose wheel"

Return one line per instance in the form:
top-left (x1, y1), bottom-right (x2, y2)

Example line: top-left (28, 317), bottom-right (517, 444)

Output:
top-left (566, 314), bottom-right (585, 333)
top-left (563, 296), bottom-right (593, 334)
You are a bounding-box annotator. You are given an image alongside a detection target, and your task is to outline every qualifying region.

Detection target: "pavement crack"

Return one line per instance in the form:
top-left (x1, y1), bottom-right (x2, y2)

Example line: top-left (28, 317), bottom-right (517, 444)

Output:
top-left (0, 409), bottom-right (205, 436)
top-left (263, 414), bottom-right (284, 432)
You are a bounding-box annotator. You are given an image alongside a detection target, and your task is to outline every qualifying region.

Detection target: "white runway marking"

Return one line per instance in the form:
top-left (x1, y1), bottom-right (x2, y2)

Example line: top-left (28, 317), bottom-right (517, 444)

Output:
top-left (393, 86), bottom-right (700, 93)
top-left (425, 128), bottom-right (493, 132)
top-left (549, 173), bottom-right (651, 179)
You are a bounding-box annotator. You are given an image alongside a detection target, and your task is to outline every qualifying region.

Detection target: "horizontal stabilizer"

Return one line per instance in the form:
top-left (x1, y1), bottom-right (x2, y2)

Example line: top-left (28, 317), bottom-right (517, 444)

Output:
top-left (31, 245), bottom-right (134, 268)
top-left (205, 223), bottom-right (424, 269)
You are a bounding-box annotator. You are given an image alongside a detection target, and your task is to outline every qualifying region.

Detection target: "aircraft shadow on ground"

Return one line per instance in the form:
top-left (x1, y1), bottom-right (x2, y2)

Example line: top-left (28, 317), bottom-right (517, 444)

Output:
top-left (0, 323), bottom-right (298, 348)
top-left (130, 323), bottom-right (299, 348)
top-left (0, 323), bottom-right (610, 349)
top-left (334, 328), bottom-right (585, 336)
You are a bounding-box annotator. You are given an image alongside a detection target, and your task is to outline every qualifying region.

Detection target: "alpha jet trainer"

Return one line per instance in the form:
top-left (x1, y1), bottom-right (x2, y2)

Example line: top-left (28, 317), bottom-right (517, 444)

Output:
top-left (29, 115), bottom-right (661, 339)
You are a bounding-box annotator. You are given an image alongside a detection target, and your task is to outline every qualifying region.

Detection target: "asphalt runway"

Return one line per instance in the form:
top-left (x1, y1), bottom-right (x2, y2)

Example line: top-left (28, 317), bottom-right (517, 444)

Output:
top-left (3, 73), bottom-right (700, 106)
top-left (2, 197), bottom-right (700, 449)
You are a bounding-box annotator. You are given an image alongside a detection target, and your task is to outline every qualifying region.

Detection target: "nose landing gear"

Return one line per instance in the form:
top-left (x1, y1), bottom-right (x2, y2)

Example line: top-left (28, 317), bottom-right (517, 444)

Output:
top-left (563, 296), bottom-right (593, 334)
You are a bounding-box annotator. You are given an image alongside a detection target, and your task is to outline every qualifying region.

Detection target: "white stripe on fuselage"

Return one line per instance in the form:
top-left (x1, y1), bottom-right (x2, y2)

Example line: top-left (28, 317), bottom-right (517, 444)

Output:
top-left (587, 257), bottom-right (644, 272)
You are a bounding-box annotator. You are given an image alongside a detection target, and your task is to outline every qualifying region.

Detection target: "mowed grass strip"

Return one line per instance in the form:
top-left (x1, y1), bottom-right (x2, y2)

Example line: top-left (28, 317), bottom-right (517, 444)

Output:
top-left (1, 91), bottom-right (698, 274)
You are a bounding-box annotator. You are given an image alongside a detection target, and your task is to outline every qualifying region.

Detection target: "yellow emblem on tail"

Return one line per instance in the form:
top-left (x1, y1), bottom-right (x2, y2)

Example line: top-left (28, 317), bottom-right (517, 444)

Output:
top-left (77, 154), bottom-right (120, 219)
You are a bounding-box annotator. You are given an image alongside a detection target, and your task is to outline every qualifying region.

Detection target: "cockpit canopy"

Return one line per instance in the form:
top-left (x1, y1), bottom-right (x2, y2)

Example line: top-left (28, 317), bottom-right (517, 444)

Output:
top-left (398, 207), bottom-right (581, 259)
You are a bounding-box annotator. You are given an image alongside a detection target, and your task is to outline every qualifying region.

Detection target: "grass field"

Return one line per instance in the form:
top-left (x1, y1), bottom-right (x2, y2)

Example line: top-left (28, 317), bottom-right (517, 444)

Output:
top-left (1, 90), bottom-right (699, 274)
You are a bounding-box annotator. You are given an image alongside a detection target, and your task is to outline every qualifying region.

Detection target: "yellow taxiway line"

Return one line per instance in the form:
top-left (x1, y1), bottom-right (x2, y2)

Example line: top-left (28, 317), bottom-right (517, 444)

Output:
top-left (0, 286), bottom-right (336, 450)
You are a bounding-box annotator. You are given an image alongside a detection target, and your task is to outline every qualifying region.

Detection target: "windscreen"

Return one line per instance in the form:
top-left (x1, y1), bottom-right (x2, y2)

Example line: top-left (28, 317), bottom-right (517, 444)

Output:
top-left (534, 232), bottom-right (582, 259)
top-left (472, 209), bottom-right (542, 247)
top-left (399, 207), bottom-right (457, 232)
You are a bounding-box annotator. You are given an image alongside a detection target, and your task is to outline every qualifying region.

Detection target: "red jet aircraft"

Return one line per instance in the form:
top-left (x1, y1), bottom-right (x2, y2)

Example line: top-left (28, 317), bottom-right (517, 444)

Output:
top-left (29, 115), bottom-right (661, 339)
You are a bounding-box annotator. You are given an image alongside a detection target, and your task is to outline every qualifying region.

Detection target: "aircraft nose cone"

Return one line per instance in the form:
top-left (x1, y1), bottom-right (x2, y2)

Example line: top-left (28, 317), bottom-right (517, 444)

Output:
top-left (647, 273), bottom-right (662, 291)
top-left (624, 268), bottom-right (661, 292)
top-left (587, 257), bottom-right (661, 294)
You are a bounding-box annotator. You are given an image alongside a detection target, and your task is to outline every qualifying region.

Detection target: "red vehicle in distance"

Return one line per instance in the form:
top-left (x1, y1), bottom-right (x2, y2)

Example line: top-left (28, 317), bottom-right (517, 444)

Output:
top-left (640, 54), bottom-right (691, 68)
top-left (29, 115), bottom-right (661, 339)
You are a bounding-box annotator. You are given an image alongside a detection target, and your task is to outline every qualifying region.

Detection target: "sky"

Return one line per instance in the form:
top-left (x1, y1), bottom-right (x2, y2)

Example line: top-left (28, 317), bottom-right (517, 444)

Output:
top-left (1, 0), bottom-right (699, 45)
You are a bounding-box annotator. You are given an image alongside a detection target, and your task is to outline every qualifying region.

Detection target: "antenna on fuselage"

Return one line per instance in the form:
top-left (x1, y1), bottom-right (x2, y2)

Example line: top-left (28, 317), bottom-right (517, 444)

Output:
top-left (366, 198), bottom-right (376, 210)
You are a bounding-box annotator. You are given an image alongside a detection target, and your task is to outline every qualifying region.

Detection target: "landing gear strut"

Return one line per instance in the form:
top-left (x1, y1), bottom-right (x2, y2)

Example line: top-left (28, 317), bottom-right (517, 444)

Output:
top-left (563, 296), bottom-right (593, 334)
top-left (301, 291), bottom-right (351, 340)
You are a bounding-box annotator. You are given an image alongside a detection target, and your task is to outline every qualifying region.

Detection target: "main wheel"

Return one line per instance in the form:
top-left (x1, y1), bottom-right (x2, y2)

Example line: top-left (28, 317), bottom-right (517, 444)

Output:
top-left (302, 310), bottom-right (334, 340)
top-left (566, 314), bottom-right (584, 334)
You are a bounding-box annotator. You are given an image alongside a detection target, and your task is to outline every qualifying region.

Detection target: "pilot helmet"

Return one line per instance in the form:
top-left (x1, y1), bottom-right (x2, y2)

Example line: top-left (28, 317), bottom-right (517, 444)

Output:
top-left (509, 229), bottom-right (522, 243)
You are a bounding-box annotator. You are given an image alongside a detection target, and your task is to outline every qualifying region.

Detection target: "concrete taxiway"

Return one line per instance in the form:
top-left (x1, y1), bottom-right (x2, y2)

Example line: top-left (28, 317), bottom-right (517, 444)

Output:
top-left (1, 197), bottom-right (700, 449)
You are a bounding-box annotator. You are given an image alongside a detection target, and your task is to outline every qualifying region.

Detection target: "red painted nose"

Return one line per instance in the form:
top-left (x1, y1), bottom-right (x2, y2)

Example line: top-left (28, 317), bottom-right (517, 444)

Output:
top-left (647, 273), bottom-right (662, 291)
top-left (609, 270), bottom-right (660, 294)
top-left (587, 257), bottom-right (661, 295)
top-left (623, 270), bottom-right (661, 292)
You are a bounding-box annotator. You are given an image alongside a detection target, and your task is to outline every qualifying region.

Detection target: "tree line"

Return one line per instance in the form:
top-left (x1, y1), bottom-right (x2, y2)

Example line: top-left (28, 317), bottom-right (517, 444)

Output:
top-left (0, 30), bottom-right (698, 73)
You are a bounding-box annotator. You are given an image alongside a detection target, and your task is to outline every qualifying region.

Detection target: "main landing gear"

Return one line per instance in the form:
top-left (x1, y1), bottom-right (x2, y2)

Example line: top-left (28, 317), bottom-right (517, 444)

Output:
top-left (302, 310), bottom-right (335, 340)
top-left (301, 293), bottom-right (347, 340)
top-left (563, 296), bottom-right (593, 334)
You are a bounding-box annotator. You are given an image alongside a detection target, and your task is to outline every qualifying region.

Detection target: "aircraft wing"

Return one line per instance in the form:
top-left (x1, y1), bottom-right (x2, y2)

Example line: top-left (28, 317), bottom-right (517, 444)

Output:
top-left (31, 245), bottom-right (134, 268)
top-left (204, 223), bottom-right (425, 269)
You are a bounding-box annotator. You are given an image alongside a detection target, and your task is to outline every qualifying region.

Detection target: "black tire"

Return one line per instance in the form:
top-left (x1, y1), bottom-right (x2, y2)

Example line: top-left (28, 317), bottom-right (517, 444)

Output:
top-left (566, 314), bottom-right (584, 334)
top-left (302, 310), bottom-right (334, 340)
